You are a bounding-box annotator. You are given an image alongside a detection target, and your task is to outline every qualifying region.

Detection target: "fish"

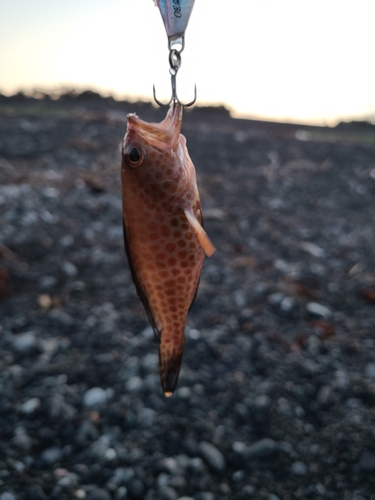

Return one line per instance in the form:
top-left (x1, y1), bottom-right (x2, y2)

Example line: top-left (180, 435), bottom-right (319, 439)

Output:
top-left (121, 102), bottom-right (215, 397)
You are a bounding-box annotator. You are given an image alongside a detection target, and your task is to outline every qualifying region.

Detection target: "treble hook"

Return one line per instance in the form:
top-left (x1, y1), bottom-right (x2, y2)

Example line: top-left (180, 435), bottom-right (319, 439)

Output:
top-left (153, 46), bottom-right (197, 107)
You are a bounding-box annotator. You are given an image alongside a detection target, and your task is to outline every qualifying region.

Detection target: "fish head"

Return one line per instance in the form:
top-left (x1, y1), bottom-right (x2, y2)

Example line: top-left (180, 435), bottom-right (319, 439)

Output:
top-left (122, 102), bottom-right (192, 202)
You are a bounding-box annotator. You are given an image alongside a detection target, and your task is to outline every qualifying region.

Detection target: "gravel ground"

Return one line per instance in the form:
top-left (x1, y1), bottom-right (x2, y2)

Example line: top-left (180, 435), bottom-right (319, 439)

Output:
top-left (1, 92), bottom-right (375, 499)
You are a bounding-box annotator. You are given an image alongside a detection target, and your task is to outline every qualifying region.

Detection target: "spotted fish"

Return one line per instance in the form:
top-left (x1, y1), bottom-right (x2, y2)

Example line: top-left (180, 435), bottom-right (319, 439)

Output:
top-left (121, 102), bottom-right (215, 396)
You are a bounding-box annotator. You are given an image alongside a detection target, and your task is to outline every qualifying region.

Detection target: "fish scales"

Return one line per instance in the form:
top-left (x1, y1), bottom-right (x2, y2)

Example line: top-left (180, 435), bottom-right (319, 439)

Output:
top-left (121, 102), bottom-right (214, 396)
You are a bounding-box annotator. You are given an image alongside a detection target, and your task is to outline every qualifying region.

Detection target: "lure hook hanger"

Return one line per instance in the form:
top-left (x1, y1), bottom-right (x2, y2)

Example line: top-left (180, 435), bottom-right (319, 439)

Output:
top-left (153, 38), bottom-right (196, 107)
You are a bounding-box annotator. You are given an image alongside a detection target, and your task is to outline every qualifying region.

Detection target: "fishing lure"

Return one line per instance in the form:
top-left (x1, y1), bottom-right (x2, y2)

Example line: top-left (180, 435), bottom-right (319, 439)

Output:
top-left (121, 101), bottom-right (214, 396)
top-left (153, 0), bottom-right (197, 107)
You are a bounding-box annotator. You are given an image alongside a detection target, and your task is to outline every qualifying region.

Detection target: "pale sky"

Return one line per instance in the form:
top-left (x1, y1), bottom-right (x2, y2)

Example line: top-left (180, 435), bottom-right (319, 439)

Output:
top-left (1, 0), bottom-right (375, 125)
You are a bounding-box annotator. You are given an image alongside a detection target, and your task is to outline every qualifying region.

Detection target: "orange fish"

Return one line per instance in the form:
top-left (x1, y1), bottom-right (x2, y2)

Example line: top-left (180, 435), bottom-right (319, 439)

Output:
top-left (121, 102), bottom-right (215, 397)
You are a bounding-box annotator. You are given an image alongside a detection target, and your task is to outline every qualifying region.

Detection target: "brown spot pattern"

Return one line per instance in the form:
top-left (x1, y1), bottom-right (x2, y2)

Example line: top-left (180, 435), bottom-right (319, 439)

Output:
top-left (121, 103), bottom-right (209, 396)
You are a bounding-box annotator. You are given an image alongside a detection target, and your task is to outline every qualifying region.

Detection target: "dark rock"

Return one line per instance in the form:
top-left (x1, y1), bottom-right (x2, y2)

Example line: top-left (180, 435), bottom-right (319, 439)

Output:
top-left (198, 442), bottom-right (225, 471)
top-left (27, 485), bottom-right (47, 500)
top-left (87, 489), bottom-right (111, 500)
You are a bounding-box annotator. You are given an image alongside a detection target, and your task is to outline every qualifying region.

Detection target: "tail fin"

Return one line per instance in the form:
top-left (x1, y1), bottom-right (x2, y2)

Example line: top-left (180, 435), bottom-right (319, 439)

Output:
top-left (159, 340), bottom-right (184, 397)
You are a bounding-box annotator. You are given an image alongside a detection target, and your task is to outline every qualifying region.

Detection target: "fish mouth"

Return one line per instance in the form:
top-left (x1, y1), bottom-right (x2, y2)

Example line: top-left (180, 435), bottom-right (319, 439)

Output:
top-left (126, 101), bottom-right (183, 152)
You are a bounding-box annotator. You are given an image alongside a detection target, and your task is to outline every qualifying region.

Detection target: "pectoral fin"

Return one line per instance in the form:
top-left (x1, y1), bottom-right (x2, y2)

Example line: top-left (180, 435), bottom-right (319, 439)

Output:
top-left (184, 209), bottom-right (215, 257)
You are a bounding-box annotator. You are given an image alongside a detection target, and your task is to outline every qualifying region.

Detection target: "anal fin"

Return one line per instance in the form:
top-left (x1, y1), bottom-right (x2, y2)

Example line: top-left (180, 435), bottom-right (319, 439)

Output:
top-left (184, 209), bottom-right (215, 257)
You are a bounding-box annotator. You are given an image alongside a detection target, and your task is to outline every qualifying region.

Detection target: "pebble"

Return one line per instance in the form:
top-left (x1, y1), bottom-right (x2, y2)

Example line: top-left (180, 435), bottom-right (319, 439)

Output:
top-left (245, 438), bottom-right (278, 460)
top-left (127, 479), bottom-right (145, 499)
top-left (74, 490), bottom-right (87, 499)
top-left (27, 484), bottom-right (47, 500)
top-left (39, 275), bottom-right (58, 289)
top-left (57, 472), bottom-right (80, 490)
top-left (41, 446), bottom-right (63, 464)
top-left (83, 387), bottom-right (111, 407)
top-left (189, 457), bottom-right (204, 472)
top-left (12, 331), bottom-right (38, 353)
top-left (364, 362), bottom-right (375, 379)
top-left (138, 407), bottom-right (157, 426)
top-left (12, 427), bottom-right (32, 451)
top-left (0, 494), bottom-right (17, 500)
top-left (158, 486), bottom-right (178, 500)
top-left (125, 376), bottom-right (143, 392)
top-left (20, 397), bottom-right (41, 414)
top-left (115, 487), bottom-right (128, 500)
top-left (141, 353), bottom-right (158, 371)
top-left (232, 441), bottom-right (247, 455)
top-left (291, 461), bottom-right (308, 476)
top-left (198, 441), bottom-right (225, 471)
top-left (87, 489), bottom-right (111, 500)
top-left (197, 494), bottom-right (215, 500)
top-left (357, 451), bottom-right (375, 471)
top-left (61, 261), bottom-right (78, 277)
top-left (141, 325), bottom-right (154, 339)
top-left (306, 302), bottom-right (332, 319)
top-left (176, 386), bottom-right (191, 399)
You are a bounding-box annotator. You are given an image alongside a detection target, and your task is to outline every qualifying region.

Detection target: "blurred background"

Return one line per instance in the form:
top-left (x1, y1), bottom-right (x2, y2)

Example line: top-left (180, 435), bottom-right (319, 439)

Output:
top-left (1, 0), bottom-right (375, 125)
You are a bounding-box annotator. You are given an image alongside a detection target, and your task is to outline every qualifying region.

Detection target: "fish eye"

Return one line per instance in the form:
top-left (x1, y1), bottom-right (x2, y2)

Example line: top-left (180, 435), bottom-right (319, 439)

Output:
top-left (129, 147), bottom-right (140, 162)
top-left (124, 144), bottom-right (146, 168)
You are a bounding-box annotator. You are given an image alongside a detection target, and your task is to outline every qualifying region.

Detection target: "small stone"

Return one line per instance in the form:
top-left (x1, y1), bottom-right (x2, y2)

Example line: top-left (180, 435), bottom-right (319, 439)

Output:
top-left (254, 394), bottom-right (270, 408)
top-left (358, 451), bottom-right (375, 471)
top-left (187, 328), bottom-right (201, 340)
top-left (176, 387), bottom-right (191, 399)
top-left (232, 470), bottom-right (245, 481)
top-left (246, 438), bottom-right (278, 460)
top-left (280, 296), bottom-right (295, 312)
top-left (12, 332), bottom-right (38, 353)
top-left (27, 484), bottom-right (47, 500)
top-left (74, 490), bottom-right (87, 499)
top-left (61, 261), bottom-right (78, 277)
top-left (39, 275), bottom-right (58, 289)
top-left (20, 397), bottom-right (41, 414)
top-left (87, 489), bottom-right (111, 500)
top-left (177, 498), bottom-right (195, 500)
top-left (189, 457), bottom-right (204, 472)
top-left (125, 376), bottom-right (143, 392)
top-left (198, 441), bottom-right (225, 472)
top-left (291, 461), bottom-right (308, 476)
top-left (58, 472), bottom-right (80, 490)
top-left (364, 362), bottom-right (375, 379)
top-left (41, 446), bottom-right (62, 464)
top-left (268, 292), bottom-right (284, 305)
top-left (104, 448), bottom-right (117, 461)
top-left (38, 294), bottom-right (52, 309)
top-left (127, 479), bottom-right (145, 499)
top-left (242, 486), bottom-right (255, 495)
top-left (83, 387), bottom-right (110, 407)
top-left (115, 487), bottom-right (128, 500)
top-left (158, 486), bottom-right (178, 500)
top-left (12, 427), bottom-right (32, 451)
top-left (138, 407), bottom-right (157, 426)
top-left (303, 485), bottom-right (318, 498)
top-left (269, 495), bottom-right (281, 500)
top-left (306, 302), bottom-right (332, 319)
top-left (196, 494), bottom-right (215, 500)
top-left (317, 385), bottom-right (335, 405)
top-left (0, 494), bottom-right (17, 500)
top-left (232, 441), bottom-right (247, 455)
top-left (141, 326), bottom-right (154, 339)
top-left (160, 457), bottom-right (180, 475)
top-left (141, 353), bottom-right (158, 371)
top-left (300, 242), bottom-right (325, 258)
